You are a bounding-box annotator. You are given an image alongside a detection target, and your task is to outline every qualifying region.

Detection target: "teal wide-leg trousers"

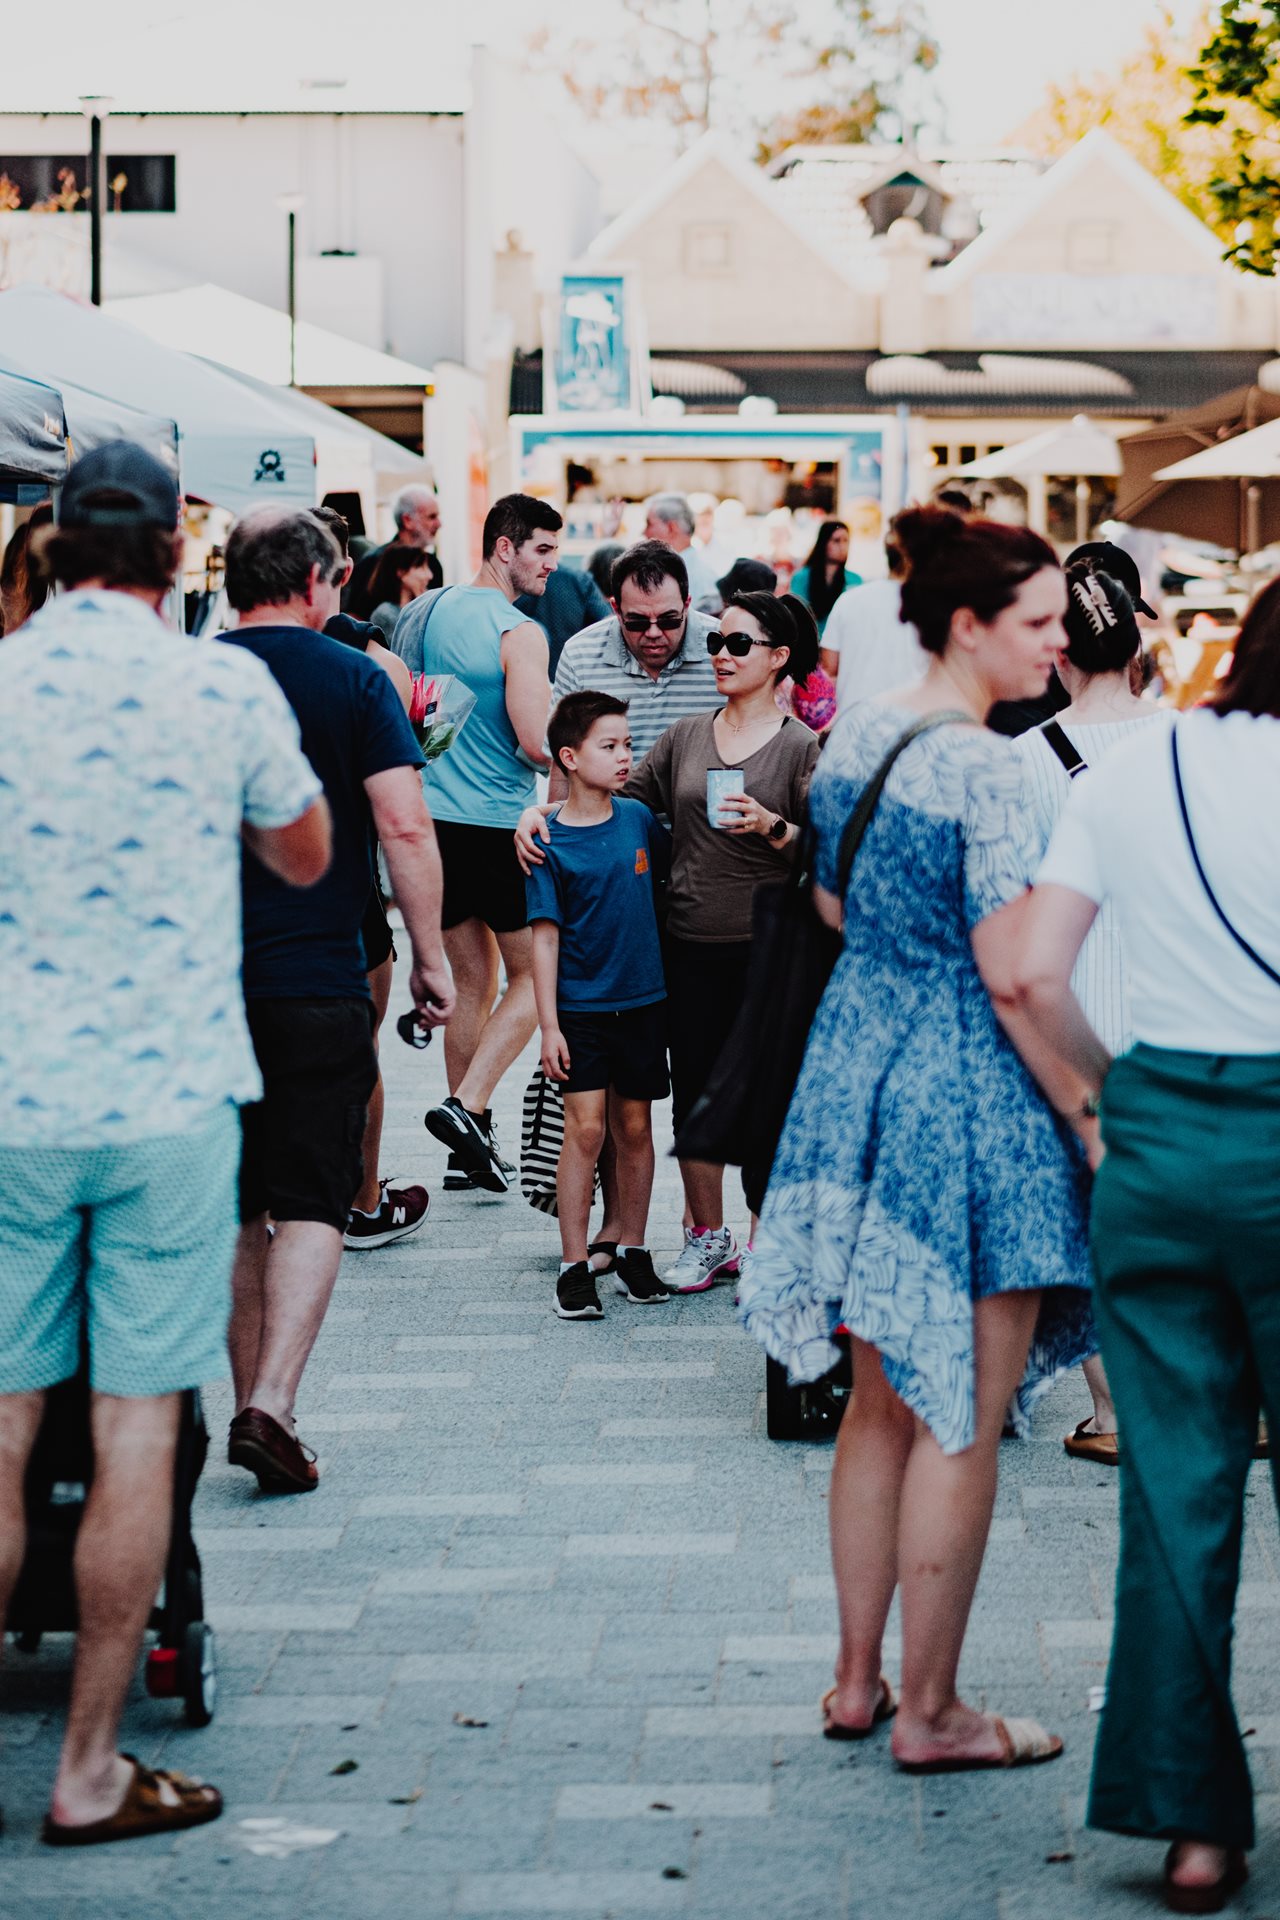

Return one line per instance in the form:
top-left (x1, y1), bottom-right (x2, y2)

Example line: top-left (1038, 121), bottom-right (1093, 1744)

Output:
top-left (1088, 1044), bottom-right (1280, 1851)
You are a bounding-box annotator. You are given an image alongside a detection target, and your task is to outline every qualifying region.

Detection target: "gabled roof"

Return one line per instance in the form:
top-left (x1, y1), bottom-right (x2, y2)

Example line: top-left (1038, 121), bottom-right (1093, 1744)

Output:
top-left (587, 129), bottom-right (870, 292)
top-left (933, 129), bottom-right (1228, 286)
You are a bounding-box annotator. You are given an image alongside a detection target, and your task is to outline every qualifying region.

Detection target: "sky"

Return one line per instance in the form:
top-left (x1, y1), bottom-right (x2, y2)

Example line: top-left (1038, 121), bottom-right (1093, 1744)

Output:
top-left (0, 0), bottom-right (1212, 144)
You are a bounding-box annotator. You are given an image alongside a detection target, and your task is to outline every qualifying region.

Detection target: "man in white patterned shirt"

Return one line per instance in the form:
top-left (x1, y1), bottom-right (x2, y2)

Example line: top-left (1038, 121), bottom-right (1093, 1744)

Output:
top-left (0, 445), bottom-right (329, 1846)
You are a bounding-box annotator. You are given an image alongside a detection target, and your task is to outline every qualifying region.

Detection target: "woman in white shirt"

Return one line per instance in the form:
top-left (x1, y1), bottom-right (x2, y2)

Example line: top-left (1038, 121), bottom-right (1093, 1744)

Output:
top-left (1008, 588), bottom-right (1280, 1913)
top-left (1017, 561), bottom-right (1170, 1464)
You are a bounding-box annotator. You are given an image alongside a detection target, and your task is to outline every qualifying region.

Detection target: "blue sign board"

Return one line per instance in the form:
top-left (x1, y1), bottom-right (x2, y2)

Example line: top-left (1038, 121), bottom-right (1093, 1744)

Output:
top-left (554, 274), bottom-right (632, 414)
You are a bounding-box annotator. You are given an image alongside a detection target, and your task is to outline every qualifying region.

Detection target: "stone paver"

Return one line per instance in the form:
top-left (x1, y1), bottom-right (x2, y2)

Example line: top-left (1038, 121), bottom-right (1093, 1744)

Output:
top-left (4, 946), bottom-right (1279, 1918)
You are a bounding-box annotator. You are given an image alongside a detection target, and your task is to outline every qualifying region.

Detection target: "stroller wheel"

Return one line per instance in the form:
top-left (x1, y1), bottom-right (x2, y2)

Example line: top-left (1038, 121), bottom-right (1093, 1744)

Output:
top-left (180, 1621), bottom-right (216, 1727)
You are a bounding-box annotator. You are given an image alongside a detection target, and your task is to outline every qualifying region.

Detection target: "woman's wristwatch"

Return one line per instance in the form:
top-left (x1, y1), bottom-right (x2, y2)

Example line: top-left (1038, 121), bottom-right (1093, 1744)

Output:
top-left (767, 813), bottom-right (789, 842)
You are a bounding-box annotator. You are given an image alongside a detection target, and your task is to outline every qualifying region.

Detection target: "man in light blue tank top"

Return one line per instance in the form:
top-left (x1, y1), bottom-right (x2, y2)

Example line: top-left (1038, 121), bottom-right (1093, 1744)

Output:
top-left (394, 495), bottom-right (560, 1193)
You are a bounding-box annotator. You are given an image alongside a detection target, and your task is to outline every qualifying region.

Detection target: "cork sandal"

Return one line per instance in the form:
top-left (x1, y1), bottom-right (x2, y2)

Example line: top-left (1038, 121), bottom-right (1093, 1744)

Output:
top-left (822, 1677), bottom-right (897, 1741)
top-left (42, 1756), bottom-right (222, 1847)
top-left (895, 1716), bottom-right (1063, 1774)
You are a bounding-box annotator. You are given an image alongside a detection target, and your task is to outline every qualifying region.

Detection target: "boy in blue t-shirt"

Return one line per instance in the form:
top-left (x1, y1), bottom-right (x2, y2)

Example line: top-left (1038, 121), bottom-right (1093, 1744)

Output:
top-left (527, 691), bottom-right (672, 1320)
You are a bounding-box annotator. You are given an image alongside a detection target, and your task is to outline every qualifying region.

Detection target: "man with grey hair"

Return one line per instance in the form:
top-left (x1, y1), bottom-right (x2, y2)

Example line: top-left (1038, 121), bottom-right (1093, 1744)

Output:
top-left (345, 484), bottom-right (443, 618)
top-left (643, 490), bottom-right (717, 604)
top-left (220, 506), bottom-right (455, 1494)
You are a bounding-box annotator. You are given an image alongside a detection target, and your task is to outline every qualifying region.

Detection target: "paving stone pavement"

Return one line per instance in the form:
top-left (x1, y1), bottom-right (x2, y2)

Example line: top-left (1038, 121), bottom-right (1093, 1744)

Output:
top-left (4, 953), bottom-right (1279, 1919)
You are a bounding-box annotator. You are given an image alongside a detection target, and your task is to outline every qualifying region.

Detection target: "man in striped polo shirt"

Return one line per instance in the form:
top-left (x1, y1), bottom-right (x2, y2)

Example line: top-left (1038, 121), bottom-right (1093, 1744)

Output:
top-left (548, 542), bottom-right (719, 799)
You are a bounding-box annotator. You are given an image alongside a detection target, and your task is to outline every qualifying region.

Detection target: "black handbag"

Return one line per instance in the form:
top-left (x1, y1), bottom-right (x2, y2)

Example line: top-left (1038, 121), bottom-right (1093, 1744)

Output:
top-left (674, 711), bottom-right (968, 1213)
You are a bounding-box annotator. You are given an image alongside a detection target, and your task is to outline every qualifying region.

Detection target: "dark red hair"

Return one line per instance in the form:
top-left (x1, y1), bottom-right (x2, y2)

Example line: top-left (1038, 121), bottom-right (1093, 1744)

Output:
top-left (894, 505), bottom-right (1059, 656)
top-left (1209, 574), bottom-right (1280, 719)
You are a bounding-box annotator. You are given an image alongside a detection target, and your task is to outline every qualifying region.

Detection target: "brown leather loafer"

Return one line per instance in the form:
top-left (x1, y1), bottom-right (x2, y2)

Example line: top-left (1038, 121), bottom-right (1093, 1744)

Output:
top-left (1064, 1419), bottom-right (1120, 1465)
top-left (228, 1407), bottom-right (318, 1494)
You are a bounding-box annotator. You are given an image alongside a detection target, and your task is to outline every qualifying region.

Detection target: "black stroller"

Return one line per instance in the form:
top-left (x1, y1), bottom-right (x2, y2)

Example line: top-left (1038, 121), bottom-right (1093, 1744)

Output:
top-left (7, 1365), bottom-right (217, 1726)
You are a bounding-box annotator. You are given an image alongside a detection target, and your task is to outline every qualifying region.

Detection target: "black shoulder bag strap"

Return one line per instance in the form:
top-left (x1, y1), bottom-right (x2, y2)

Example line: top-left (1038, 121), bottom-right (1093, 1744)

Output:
top-left (833, 710), bottom-right (974, 896)
top-left (1039, 719), bottom-right (1088, 780)
top-left (1171, 726), bottom-right (1280, 988)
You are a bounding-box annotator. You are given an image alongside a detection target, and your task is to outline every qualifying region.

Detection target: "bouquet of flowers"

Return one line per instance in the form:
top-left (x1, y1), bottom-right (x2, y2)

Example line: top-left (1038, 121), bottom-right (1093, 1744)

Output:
top-left (407, 673), bottom-right (476, 761)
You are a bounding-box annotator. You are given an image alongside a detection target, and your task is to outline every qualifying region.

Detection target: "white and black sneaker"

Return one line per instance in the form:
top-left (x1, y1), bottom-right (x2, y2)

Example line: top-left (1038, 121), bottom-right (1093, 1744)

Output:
top-left (443, 1151), bottom-right (476, 1192)
top-left (425, 1097), bottom-right (509, 1193)
top-left (343, 1179), bottom-right (430, 1250)
top-left (555, 1261), bottom-right (603, 1320)
top-left (614, 1248), bottom-right (672, 1305)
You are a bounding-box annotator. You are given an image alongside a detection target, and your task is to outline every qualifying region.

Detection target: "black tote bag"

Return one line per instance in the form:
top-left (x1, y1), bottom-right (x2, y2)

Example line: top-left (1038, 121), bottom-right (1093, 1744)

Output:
top-left (674, 712), bottom-right (968, 1212)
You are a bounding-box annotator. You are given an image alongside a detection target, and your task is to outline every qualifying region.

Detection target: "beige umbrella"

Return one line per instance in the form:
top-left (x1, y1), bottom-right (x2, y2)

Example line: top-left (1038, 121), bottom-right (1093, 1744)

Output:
top-left (951, 414), bottom-right (1121, 540)
top-left (1113, 385), bottom-right (1280, 551)
top-left (1152, 419), bottom-right (1280, 553)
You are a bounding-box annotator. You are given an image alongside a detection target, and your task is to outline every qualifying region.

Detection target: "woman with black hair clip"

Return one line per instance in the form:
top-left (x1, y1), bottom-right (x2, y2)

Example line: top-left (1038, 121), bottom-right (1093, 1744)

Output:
top-left (1017, 563), bottom-right (1171, 1464)
top-left (1012, 575), bottom-right (1280, 1913)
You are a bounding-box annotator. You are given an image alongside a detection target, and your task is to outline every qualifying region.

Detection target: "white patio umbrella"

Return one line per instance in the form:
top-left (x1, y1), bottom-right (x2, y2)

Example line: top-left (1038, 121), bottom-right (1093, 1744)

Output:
top-left (1152, 416), bottom-right (1280, 553)
top-left (951, 414), bottom-right (1122, 540)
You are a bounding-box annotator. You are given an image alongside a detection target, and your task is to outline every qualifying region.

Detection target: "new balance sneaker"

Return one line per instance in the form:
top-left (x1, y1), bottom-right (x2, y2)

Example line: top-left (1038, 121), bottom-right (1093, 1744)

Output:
top-left (662, 1226), bottom-right (739, 1294)
top-left (614, 1247), bottom-right (672, 1305)
top-left (425, 1097), bottom-right (509, 1193)
top-left (344, 1180), bottom-right (430, 1250)
top-left (555, 1262), bottom-right (603, 1320)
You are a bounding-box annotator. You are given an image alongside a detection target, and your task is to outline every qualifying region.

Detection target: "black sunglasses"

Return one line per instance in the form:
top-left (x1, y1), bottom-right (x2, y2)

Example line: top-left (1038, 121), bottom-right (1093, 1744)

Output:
top-left (620, 611), bottom-right (685, 634)
top-left (706, 630), bottom-right (774, 658)
top-left (396, 1009), bottom-right (434, 1050)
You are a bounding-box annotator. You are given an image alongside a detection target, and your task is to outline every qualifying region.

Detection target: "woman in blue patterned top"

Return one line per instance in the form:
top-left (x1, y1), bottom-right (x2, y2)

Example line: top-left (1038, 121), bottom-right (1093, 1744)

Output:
top-left (740, 505), bottom-right (1097, 1773)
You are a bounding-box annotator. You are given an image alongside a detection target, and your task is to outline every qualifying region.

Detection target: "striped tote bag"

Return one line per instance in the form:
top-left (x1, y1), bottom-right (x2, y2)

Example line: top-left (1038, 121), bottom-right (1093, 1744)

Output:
top-left (520, 1068), bottom-right (564, 1215)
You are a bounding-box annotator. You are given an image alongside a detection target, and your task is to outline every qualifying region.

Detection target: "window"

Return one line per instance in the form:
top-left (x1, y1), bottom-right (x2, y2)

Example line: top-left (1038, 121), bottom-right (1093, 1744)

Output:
top-left (1067, 221), bottom-right (1117, 272)
top-left (682, 223), bottom-right (734, 274)
top-left (958, 445), bottom-right (977, 466)
top-left (0, 154), bottom-right (176, 212)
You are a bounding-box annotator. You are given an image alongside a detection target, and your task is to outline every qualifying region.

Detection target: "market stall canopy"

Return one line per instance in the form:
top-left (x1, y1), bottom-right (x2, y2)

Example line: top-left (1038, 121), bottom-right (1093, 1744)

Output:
top-left (107, 285), bottom-right (434, 392)
top-left (952, 413), bottom-right (1122, 479)
top-left (0, 286), bottom-right (318, 512)
top-left (1112, 385), bottom-right (1280, 546)
top-left (0, 362), bottom-right (67, 497)
top-left (0, 349), bottom-right (178, 475)
top-left (210, 362), bottom-right (428, 505)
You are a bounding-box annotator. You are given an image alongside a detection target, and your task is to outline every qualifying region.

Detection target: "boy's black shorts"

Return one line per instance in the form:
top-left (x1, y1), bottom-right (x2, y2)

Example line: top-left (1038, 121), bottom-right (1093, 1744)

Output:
top-left (559, 1001), bottom-right (670, 1100)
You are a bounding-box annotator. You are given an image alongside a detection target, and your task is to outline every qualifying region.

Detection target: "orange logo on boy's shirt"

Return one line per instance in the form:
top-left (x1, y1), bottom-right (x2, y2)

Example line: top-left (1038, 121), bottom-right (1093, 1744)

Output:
top-left (634, 847), bottom-right (649, 875)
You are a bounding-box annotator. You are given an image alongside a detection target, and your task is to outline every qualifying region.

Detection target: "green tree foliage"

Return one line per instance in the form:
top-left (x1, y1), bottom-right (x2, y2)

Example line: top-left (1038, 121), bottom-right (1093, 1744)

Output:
top-left (529, 0), bottom-right (937, 156)
top-left (1012, 8), bottom-right (1246, 238)
top-left (1186, 1), bottom-right (1280, 272)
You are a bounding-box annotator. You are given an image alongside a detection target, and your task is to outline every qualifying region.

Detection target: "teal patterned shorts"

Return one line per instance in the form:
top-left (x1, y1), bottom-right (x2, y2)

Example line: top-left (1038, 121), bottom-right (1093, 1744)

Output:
top-left (0, 1106), bottom-right (238, 1396)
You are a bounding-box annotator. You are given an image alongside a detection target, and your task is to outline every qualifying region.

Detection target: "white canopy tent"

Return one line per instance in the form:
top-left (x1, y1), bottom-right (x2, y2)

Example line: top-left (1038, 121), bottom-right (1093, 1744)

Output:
top-left (0, 348), bottom-right (178, 475)
top-left (0, 286), bottom-right (338, 513)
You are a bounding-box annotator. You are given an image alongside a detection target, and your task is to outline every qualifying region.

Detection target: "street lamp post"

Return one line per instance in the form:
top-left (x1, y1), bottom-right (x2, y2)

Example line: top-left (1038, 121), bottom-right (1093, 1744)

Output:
top-left (275, 193), bottom-right (306, 387)
top-left (79, 94), bottom-right (113, 306)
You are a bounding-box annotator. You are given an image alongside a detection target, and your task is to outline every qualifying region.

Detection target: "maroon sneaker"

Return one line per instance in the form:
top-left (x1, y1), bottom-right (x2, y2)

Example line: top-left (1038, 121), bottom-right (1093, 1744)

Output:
top-left (343, 1180), bottom-right (430, 1250)
top-left (227, 1408), bottom-right (318, 1494)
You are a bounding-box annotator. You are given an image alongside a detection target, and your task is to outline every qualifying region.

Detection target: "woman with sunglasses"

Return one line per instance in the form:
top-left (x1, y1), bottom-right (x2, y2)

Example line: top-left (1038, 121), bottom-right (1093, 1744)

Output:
top-left (624, 592), bottom-right (822, 1294)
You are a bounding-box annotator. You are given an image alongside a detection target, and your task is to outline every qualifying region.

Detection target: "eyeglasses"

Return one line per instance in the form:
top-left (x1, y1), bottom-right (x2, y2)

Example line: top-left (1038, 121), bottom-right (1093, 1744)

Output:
top-left (706, 631), bottom-right (774, 658)
top-left (620, 611), bottom-right (684, 635)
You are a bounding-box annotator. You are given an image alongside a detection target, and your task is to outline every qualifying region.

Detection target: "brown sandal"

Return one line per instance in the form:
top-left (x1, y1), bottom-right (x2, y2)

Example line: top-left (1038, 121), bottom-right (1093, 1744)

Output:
top-left (822, 1677), bottom-right (897, 1741)
top-left (1064, 1419), bottom-right (1120, 1465)
top-left (895, 1715), bottom-right (1063, 1774)
top-left (42, 1755), bottom-right (222, 1846)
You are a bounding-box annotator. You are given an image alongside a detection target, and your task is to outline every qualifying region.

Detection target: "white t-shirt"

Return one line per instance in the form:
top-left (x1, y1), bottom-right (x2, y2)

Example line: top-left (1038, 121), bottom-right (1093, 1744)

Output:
top-left (1039, 710), bottom-right (1280, 1054)
top-left (823, 578), bottom-right (927, 708)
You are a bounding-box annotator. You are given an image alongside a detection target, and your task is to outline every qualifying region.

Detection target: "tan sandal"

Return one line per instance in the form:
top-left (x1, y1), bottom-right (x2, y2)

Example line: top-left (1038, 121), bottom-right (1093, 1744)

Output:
top-left (1064, 1419), bottom-right (1120, 1465)
top-left (42, 1755), bottom-right (222, 1847)
top-left (821, 1677), bottom-right (897, 1741)
top-left (895, 1715), bottom-right (1063, 1774)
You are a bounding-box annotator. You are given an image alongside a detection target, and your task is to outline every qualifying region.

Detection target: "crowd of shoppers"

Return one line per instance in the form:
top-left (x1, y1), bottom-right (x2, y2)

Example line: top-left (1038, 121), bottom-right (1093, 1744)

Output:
top-left (2, 450), bottom-right (1277, 1914)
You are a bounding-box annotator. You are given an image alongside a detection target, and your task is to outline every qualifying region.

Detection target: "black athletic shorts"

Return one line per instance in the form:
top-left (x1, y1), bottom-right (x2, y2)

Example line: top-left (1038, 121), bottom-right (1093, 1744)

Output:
top-left (239, 997), bottom-right (378, 1230)
top-left (362, 884), bottom-right (396, 973)
top-left (558, 1001), bottom-right (670, 1100)
top-left (436, 820), bottom-right (529, 934)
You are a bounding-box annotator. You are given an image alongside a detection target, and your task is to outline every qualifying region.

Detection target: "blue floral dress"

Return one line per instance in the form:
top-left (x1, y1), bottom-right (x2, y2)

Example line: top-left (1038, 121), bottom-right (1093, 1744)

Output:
top-left (738, 704), bottom-right (1094, 1455)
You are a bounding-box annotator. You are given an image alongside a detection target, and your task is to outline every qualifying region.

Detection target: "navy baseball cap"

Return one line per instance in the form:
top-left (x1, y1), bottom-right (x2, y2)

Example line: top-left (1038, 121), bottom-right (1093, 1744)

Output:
top-left (717, 557), bottom-right (778, 600)
top-left (1064, 540), bottom-right (1156, 619)
top-left (60, 441), bottom-right (180, 530)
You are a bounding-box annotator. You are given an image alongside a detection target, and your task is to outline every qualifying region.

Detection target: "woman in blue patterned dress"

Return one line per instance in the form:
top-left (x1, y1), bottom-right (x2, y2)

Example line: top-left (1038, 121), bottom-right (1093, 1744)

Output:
top-left (740, 506), bottom-right (1098, 1772)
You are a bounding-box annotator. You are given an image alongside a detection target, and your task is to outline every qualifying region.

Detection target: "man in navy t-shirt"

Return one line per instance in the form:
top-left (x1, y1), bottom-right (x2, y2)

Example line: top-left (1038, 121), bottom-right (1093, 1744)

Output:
top-left (219, 507), bottom-right (455, 1495)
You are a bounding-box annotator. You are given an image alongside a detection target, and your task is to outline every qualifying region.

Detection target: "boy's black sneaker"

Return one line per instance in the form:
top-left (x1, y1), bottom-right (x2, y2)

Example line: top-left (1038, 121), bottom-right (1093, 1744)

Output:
top-left (425, 1097), bottom-right (509, 1193)
top-left (614, 1248), bottom-right (672, 1305)
top-left (443, 1151), bottom-right (476, 1192)
top-left (555, 1262), bottom-right (603, 1320)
